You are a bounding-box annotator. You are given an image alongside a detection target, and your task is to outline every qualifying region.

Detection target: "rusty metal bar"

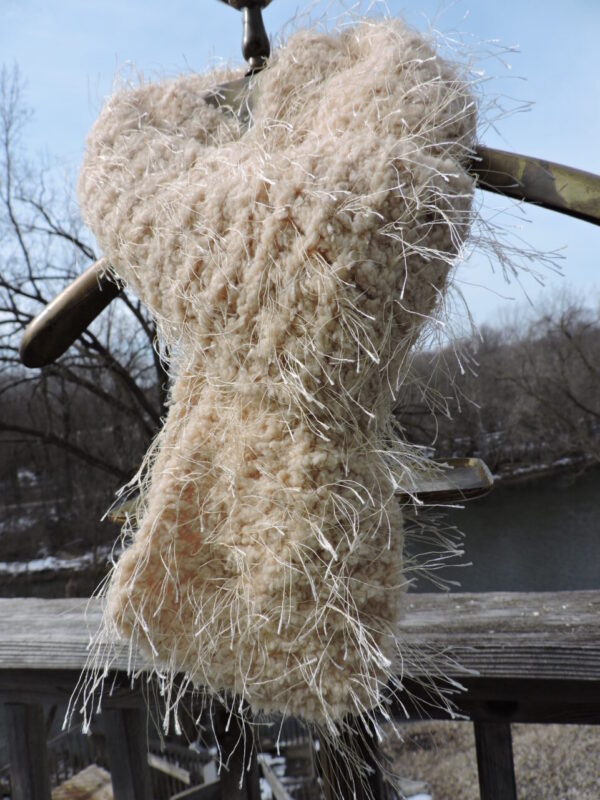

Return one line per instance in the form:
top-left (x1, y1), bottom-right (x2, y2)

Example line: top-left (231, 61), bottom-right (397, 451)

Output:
top-left (19, 258), bottom-right (119, 369)
top-left (473, 145), bottom-right (600, 226)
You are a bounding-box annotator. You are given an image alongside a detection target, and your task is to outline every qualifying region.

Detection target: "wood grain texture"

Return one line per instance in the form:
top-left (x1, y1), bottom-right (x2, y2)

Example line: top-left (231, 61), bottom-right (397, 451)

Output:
top-left (0, 598), bottom-right (112, 670)
top-left (5, 703), bottom-right (51, 800)
top-left (0, 593), bottom-right (598, 676)
top-left (103, 707), bottom-right (153, 800)
top-left (400, 591), bottom-right (600, 683)
top-left (0, 593), bottom-right (598, 724)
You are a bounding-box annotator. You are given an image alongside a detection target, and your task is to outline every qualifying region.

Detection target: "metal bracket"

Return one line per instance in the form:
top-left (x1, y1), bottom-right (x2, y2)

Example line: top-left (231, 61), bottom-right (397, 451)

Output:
top-left (218, 0), bottom-right (272, 71)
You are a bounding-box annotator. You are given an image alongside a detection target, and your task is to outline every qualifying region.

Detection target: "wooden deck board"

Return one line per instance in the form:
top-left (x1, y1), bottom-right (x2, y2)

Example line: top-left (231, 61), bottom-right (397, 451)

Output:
top-left (400, 591), bottom-right (600, 682)
top-left (0, 593), bottom-right (598, 723)
top-left (0, 592), bottom-right (598, 678)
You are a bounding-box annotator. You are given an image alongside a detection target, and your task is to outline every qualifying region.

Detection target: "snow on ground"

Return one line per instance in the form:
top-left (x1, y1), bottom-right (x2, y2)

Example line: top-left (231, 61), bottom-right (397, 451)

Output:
top-left (0, 546), bottom-right (114, 575)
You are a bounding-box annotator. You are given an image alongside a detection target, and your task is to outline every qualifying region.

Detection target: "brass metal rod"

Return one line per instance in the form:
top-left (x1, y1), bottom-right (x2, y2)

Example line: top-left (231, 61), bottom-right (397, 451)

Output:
top-left (395, 457), bottom-right (494, 504)
top-left (473, 145), bottom-right (600, 226)
top-left (19, 259), bottom-right (120, 368)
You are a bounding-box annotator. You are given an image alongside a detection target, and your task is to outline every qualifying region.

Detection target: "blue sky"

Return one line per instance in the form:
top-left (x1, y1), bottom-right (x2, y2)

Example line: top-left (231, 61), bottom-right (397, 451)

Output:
top-left (2, 0), bottom-right (599, 327)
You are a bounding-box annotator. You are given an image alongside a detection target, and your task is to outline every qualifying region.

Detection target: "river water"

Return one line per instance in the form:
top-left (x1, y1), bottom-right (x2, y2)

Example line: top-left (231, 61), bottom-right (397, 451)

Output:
top-left (409, 466), bottom-right (600, 593)
top-left (1, 467), bottom-right (598, 598)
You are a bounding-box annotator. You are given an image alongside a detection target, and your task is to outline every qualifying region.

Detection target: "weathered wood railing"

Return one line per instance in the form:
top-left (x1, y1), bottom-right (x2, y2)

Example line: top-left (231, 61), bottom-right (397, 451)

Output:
top-left (398, 591), bottom-right (600, 800)
top-left (0, 591), bottom-right (598, 799)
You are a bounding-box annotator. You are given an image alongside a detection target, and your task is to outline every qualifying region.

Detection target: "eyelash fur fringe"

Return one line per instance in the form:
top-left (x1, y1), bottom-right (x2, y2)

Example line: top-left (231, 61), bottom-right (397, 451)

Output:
top-left (72, 15), bottom-right (479, 795)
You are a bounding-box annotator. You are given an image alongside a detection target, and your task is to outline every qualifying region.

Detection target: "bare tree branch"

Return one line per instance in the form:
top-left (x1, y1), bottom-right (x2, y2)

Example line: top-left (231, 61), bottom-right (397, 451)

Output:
top-left (0, 420), bottom-right (130, 480)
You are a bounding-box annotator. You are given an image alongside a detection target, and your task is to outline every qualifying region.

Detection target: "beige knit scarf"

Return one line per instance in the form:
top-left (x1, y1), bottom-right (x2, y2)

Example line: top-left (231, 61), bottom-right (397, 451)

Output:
top-left (77, 18), bottom-right (475, 739)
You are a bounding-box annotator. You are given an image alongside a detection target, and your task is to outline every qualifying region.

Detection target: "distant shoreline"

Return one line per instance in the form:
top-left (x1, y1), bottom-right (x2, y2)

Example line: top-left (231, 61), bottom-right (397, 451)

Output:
top-left (493, 454), bottom-right (598, 486)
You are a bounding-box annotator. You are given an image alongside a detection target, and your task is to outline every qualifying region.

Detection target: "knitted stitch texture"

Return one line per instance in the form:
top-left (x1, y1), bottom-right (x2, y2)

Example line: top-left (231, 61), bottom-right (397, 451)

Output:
top-left (78, 19), bottom-right (475, 729)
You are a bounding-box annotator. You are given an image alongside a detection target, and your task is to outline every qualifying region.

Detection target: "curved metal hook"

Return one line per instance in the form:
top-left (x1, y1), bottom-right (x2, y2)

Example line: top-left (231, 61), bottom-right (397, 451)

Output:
top-left (19, 258), bottom-right (120, 368)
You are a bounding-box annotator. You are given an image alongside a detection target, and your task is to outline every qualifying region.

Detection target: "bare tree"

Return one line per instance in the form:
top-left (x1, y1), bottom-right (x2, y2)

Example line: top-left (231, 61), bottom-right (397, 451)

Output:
top-left (499, 298), bottom-right (600, 466)
top-left (396, 297), bottom-right (600, 476)
top-left (0, 66), bottom-right (167, 565)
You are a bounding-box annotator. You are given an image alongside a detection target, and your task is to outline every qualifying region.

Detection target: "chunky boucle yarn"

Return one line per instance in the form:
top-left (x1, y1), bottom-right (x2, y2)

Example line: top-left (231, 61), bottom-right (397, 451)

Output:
top-left (78, 18), bottom-right (475, 732)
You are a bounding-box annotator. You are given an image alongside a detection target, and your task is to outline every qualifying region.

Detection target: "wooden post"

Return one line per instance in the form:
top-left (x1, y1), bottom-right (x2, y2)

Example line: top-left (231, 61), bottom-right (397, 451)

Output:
top-left (103, 706), bottom-right (153, 800)
top-left (212, 701), bottom-right (261, 800)
top-left (4, 702), bottom-right (51, 800)
top-left (319, 716), bottom-right (391, 800)
top-left (474, 721), bottom-right (517, 800)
